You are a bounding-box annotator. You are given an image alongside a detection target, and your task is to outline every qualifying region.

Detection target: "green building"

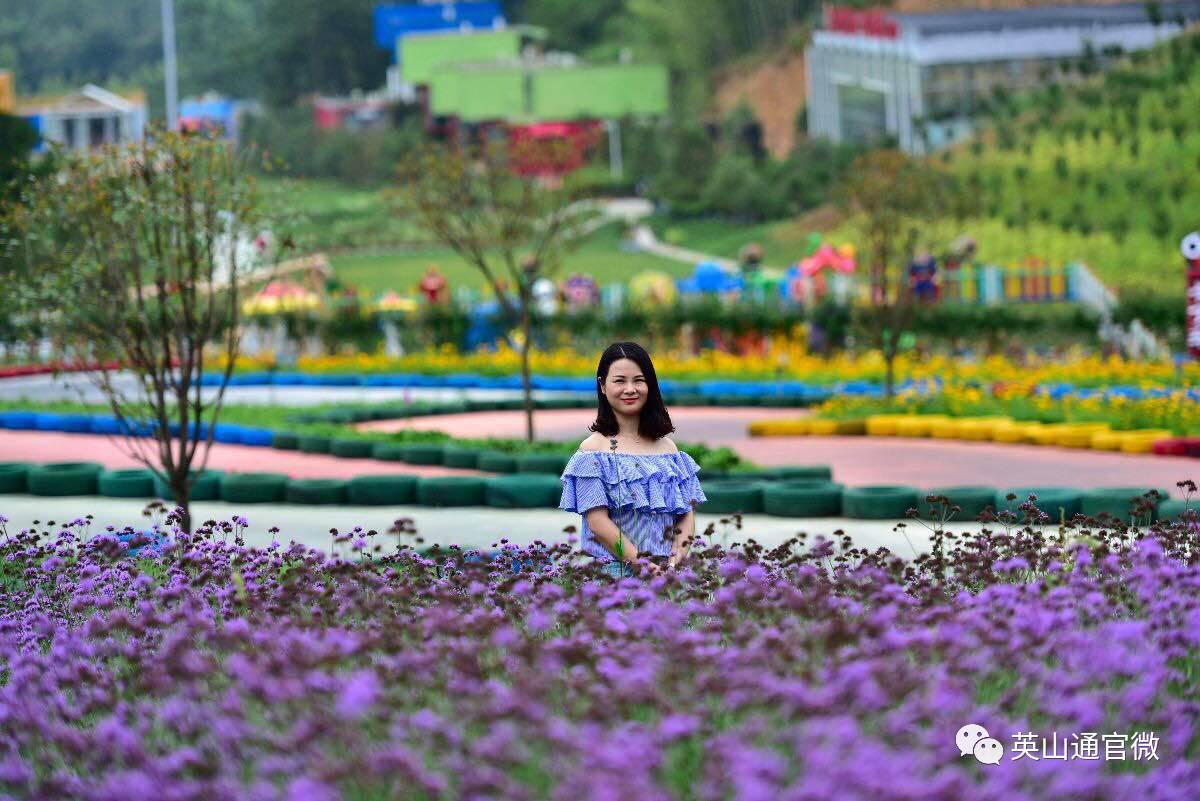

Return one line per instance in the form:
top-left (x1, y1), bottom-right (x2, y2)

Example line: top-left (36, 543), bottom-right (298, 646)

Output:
top-left (397, 25), bottom-right (668, 124)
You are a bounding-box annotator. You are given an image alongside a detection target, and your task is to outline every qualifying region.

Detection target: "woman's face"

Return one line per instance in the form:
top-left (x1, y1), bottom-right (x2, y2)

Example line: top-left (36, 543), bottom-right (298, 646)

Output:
top-left (601, 357), bottom-right (647, 417)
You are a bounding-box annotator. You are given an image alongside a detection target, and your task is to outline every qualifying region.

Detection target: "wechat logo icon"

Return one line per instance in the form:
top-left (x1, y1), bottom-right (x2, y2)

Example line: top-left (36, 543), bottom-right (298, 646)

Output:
top-left (957, 723), bottom-right (1004, 765)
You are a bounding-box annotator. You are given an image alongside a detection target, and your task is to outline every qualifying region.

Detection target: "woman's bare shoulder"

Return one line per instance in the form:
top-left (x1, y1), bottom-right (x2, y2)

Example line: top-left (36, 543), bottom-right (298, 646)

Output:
top-left (578, 432), bottom-right (607, 452)
top-left (656, 436), bottom-right (679, 453)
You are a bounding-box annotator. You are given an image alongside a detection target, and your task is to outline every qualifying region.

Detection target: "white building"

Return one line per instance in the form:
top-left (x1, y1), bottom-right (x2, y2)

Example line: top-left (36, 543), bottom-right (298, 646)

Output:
top-left (806, 1), bottom-right (1200, 153)
top-left (18, 84), bottom-right (147, 153)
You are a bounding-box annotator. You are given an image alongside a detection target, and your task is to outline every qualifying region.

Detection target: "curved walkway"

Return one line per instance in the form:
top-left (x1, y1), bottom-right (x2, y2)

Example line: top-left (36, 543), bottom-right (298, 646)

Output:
top-left (3, 407), bottom-right (1197, 497)
top-left (364, 407), bottom-right (1200, 498)
top-left (0, 430), bottom-right (483, 479)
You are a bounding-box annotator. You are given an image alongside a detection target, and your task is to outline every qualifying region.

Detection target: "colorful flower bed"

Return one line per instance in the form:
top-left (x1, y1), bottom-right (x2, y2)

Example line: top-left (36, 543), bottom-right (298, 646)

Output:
top-left (222, 345), bottom-right (1200, 389)
top-left (812, 387), bottom-right (1200, 437)
top-left (2, 501), bottom-right (1199, 799)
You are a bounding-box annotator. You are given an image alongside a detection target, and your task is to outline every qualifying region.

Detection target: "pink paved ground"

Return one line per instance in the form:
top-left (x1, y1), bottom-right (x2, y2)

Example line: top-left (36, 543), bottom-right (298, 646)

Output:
top-left (5, 407), bottom-right (1197, 496)
top-left (0, 431), bottom-right (483, 479)
top-left (363, 407), bottom-right (1200, 498)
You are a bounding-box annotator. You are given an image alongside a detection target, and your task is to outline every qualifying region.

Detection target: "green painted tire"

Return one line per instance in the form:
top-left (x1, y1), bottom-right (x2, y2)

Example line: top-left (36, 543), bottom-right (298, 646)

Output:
top-left (298, 435), bottom-right (332, 454)
top-left (768, 465), bottom-right (834, 482)
top-left (762, 481), bottom-right (843, 517)
top-left (153, 470), bottom-right (224, 502)
top-left (723, 470), bottom-right (776, 481)
top-left (714, 394), bottom-right (748, 407)
top-left (402, 444), bottom-right (445, 465)
top-left (372, 443), bottom-right (408, 461)
top-left (997, 487), bottom-right (1083, 521)
top-left (1079, 487), bottom-right (1169, 523)
top-left (516, 453), bottom-right (571, 474)
top-left (272, 432), bottom-right (300, 450)
top-left (0, 462), bottom-right (31, 494)
top-left (27, 462), bottom-right (104, 496)
top-left (285, 479), bottom-right (348, 505)
top-left (1156, 499), bottom-right (1195, 523)
top-left (541, 397), bottom-right (576, 410)
top-left (330, 439), bottom-right (375, 459)
top-left (220, 473), bottom-right (288, 504)
top-left (416, 476), bottom-right (486, 507)
top-left (700, 480), bottom-right (764, 515)
top-left (442, 447), bottom-right (483, 469)
top-left (485, 475), bottom-right (563, 508)
top-left (920, 486), bottom-right (998, 522)
top-left (477, 451), bottom-right (518, 473)
top-left (842, 485), bottom-right (921, 520)
top-left (346, 475), bottom-right (418, 505)
top-left (98, 468), bottom-right (156, 498)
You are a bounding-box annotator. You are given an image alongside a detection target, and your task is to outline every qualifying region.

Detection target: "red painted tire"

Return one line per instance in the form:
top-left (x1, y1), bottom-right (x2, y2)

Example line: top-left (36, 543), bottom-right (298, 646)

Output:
top-left (1151, 438), bottom-right (1188, 457)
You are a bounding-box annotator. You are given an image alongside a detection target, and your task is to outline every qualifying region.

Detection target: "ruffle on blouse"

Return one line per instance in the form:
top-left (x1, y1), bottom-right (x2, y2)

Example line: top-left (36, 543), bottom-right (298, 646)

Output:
top-left (558, 450), bottom-right (707, 516)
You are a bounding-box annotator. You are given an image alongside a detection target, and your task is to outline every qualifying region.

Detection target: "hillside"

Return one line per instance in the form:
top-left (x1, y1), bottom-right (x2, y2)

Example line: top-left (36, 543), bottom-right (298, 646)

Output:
top-left (936, 28), bottom-right (1200, 294)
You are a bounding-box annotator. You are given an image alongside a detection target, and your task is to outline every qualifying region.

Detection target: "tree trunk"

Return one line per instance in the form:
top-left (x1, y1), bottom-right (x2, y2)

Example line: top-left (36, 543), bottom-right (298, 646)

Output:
top-left (884, 329), bottom-right (897, 400)
top-left (169, 470), bottom-right (193, 534)
top-left (520, 300), bottom-right (535, 443)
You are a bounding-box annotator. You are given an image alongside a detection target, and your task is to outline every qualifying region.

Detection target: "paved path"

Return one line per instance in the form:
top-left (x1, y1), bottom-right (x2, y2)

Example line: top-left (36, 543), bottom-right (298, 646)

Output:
top-left (0, 493), bottom-right (1016, 559)
top-left (4, 406), bottom-right (1197, 496)
top-left (0, 430), bottom-right (482, 479)
top-left (358, 406), bottom-right (805, 446)
top-left (364, 408), bottom-right (1200, 497)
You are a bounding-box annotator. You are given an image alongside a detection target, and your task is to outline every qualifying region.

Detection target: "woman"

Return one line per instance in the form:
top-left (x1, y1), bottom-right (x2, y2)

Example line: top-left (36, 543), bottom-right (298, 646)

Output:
top-left (559, 342), bottom-right (707, 579)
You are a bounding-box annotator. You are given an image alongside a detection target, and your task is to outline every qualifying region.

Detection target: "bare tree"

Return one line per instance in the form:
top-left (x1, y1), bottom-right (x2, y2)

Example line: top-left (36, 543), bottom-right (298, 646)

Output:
top-left (1, 127), bottom-right (287, 531)
top-left (837, 149), bottom-right (970, 398)
top-left (396, 140), bottom-right (588, 442)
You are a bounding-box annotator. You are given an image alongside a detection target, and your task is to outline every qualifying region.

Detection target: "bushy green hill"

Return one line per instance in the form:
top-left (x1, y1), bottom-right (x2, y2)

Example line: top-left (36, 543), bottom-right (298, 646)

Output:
top-left (934, 30), bottom-right (1200, 295)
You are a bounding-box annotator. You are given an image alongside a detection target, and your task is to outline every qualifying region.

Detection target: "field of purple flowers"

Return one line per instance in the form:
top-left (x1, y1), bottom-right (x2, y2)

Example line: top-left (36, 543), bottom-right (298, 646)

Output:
top-left (1, 493), bottom-right (1199, 801)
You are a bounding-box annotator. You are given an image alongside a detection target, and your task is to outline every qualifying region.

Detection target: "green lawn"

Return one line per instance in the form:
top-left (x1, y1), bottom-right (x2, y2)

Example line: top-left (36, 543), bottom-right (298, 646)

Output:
top-left (330, 222), bottom-right (691, 294)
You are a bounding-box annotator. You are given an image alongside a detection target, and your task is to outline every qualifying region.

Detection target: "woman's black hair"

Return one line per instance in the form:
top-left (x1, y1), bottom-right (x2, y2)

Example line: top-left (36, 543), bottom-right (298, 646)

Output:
top-left (588, 341), bottom-right (675, 439)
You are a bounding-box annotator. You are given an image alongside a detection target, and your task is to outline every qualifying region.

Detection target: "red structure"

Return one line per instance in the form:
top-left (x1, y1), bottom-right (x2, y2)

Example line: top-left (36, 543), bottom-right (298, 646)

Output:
top-left (507, 121), bottom-right (603, 177)
top-left (825, 6), bottom-right (899, 38)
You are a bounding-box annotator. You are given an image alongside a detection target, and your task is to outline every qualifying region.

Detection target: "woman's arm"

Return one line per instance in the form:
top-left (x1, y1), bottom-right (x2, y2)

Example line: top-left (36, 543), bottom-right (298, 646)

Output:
top-left (585, 507), bottom-right (641, 563)
top-left (669, 505), bottom-right (697, 569)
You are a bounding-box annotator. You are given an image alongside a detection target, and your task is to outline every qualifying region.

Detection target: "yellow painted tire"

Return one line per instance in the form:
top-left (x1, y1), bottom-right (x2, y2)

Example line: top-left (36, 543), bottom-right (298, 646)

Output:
top-left (895, 415), bottom-right (947, 438)
top-left (750, 418), bottom-right (812, 437)
top-left (809, 419), bottom-right (838, 436)
top-left (1118, 430), bottom-right (1174, 454)
top-left (1091, 431), bottom-right (1122, 450)
top-left (930, 420), bottom-right (962, 439)
top-left (834, 419), bottom-right (867, 436)
top-left (866, 415), bottom-right (905, 436)
top-left (1054, 424), bottom-right (1109, 448)
top-left (993, 424), bottom-right (1032, 443)
top-left (1030, 424), bottom-right (1071, 446)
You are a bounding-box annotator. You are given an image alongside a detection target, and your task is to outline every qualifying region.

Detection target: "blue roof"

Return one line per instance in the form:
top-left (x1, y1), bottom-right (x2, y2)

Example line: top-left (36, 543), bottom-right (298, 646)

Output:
top-left (373, 2), bottom-right (505, 49)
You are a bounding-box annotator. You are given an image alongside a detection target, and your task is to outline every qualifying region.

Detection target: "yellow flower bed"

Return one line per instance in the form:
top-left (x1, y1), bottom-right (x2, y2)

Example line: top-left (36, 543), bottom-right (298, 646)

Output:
top-left (222, 343), bottom-right (1200, 389)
